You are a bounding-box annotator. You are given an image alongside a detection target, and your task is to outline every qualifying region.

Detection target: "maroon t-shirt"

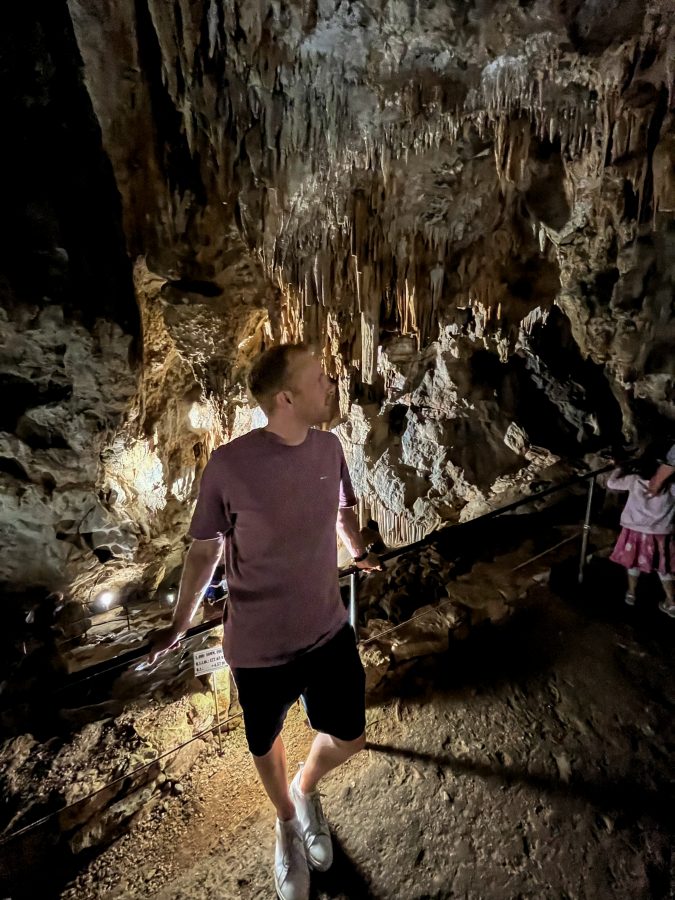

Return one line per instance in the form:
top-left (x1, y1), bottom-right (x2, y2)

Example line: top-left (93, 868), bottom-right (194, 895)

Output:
top-left (189, 427), bottom-right (357, 667)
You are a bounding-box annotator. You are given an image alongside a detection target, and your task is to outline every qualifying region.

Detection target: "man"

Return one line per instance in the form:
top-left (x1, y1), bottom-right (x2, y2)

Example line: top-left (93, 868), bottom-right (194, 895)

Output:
top-left (150, 343), bottom-right (381, 900)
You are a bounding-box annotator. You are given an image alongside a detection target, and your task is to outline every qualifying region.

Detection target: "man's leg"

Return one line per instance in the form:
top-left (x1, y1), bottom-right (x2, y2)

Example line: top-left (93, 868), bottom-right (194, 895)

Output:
top-left (290, 625), bottom-right (367, 871)
top-left (299, 731), bottom-right (366, 794)
top-left (290, 731), bottom-right (364, 872)
top-left (232, 664), bottom-right (309, 900)
top-left (252, 734), bottom-right (296, 820)
top-left (299, 624), bottom-right (366, 794)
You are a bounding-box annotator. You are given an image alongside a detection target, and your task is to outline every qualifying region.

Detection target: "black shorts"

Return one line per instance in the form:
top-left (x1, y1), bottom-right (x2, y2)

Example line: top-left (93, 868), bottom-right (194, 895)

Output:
top-left (231, 623), bottom-right (366, 757)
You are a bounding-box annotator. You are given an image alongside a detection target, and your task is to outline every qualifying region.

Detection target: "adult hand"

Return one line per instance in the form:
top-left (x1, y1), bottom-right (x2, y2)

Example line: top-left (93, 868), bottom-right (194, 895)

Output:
top-left (648, 464), bottom-right (674, 496)
top-left (355, 552), bottom-right (383, 572)
top-left (147, 625), bottom-right (184, 665)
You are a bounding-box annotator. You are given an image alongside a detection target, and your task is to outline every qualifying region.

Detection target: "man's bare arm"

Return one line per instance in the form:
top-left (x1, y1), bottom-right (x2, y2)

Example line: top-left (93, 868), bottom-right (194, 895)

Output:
top-left (336, 507), bottom-right (382, 571)
top-left (148, 537), bottom-right (223, 663)
top-left (649, 463), bottom-right (675, 495)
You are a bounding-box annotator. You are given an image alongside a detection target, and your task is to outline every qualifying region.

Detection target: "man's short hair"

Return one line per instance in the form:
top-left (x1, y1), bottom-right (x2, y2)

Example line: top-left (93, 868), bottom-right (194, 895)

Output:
top-left (247, 343), bottom-right (308, 412)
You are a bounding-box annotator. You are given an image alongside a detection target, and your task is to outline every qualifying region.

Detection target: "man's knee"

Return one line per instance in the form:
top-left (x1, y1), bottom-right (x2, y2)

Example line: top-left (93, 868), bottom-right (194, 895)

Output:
top-left (333, 731), bottom-right (366, 756)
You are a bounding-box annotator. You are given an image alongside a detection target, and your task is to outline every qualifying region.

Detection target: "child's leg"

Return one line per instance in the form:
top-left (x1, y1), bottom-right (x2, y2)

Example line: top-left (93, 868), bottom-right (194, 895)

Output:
top-left (625, 568), bottom-right (639, 605)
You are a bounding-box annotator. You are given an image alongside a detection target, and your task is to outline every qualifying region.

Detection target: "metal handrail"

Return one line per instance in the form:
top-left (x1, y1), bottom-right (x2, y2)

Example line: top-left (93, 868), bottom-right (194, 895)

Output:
top-left (53, 619), bottom-right (221, 693)
top-left (340, 461), bottom-right (613, 576)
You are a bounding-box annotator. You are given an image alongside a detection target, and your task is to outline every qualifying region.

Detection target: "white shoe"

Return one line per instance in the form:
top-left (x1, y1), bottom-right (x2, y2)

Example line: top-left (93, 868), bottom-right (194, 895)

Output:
top-left (274, 817), bottom-right (309, 900)
top-left (290, 767), bottom-right (333, 872)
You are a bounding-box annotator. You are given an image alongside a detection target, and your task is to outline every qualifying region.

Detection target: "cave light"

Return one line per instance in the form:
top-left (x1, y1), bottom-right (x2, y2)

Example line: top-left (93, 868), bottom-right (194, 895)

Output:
top-left (96, 590), bottom-right (115, 610)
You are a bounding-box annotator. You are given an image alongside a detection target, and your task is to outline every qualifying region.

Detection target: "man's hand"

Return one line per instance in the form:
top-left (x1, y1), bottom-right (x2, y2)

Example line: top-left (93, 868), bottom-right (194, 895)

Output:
top-left (147, 625), bottom-right (184, 665)
top-left (354, 552), bottom-right (383, 572)
top-left (337, 508), bottom-right (385, 573)
top-left (648, 463), bottom-right (675, 496)
top-left (145, 537), bottom-right (223, 665)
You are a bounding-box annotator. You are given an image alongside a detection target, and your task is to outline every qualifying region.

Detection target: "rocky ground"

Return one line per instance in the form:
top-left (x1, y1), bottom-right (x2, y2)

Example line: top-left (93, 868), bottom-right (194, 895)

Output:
top-left (43, 555), bottom-right (674, 900)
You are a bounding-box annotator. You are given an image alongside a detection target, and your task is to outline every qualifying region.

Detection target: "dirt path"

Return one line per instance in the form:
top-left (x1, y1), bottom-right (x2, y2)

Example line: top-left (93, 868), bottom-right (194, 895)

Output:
top-left (63, 577), bottom-right (675, 900)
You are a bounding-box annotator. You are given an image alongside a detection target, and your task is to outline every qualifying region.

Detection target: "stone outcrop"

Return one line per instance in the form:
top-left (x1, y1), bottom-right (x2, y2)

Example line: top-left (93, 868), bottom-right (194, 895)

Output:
top-left (0, 652), bottom-right (238, 852)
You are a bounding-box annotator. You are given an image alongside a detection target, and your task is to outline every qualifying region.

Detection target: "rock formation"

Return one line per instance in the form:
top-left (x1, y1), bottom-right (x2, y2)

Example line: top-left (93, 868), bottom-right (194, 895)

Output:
top-left (1, 0), bottom-right (673, 627)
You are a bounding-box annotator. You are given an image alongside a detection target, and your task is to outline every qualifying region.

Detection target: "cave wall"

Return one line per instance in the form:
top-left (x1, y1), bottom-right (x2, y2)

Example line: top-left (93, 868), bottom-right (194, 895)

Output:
top-left (0, 5), bottom-right (140, 595)
top-left (1, 0), bottom-right (674, 603)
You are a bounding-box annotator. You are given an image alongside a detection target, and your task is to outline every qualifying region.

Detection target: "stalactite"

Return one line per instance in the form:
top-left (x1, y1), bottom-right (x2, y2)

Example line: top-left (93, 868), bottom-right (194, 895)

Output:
top-left (652, 128), bottom-right (675, 217)
top-left (81, 0), bottom-right (670, 379)
top-left (369, 497), bottom-right (428, 549)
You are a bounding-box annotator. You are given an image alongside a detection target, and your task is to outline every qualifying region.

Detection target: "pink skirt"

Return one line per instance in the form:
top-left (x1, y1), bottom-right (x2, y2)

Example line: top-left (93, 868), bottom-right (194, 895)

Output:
top-left (610, 528), bottom-right (675, 575)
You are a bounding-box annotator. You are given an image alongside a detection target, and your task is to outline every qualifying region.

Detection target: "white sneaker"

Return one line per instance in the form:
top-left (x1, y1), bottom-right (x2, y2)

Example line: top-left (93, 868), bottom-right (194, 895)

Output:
top-left (290, 767), bottom-right (333, 872)
top-left (274, 817), bottom-right (309, 900)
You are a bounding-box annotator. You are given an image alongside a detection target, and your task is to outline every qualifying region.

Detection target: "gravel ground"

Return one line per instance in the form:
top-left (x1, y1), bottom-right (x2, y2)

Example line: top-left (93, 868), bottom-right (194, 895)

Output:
top-left (59, 564), bottom-right (675, 900)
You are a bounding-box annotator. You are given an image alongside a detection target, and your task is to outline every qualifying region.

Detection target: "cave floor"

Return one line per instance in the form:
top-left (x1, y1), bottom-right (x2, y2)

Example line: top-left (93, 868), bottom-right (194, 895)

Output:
top-left (60, 563), bottom-right (675, 900)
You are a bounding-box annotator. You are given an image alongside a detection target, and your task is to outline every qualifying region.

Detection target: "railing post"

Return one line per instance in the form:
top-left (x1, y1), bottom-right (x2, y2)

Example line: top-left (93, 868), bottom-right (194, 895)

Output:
top-left (578, 475), bottom-right (595, 584)
top-left (349, 572), bottom-right (358, 639)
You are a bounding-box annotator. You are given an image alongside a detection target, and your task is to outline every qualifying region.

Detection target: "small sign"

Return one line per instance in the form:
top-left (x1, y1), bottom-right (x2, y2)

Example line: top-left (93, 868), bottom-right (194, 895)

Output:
top-left (193, 646), bottom-right (227, 676)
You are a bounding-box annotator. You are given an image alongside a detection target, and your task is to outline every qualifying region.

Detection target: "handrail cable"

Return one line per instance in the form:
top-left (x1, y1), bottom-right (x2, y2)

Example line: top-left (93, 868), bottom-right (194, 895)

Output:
top-left (0, 707), bottom-right (244, 846)
top-left (350, 462), bottom-right (612, 574)
top-left (360, 531), bottom-right (581, 646)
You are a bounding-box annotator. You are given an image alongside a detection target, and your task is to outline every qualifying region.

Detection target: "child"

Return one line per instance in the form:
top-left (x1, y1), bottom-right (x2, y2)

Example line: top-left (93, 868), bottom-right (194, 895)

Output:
top-left (607, 447), bottom-right (675, 616)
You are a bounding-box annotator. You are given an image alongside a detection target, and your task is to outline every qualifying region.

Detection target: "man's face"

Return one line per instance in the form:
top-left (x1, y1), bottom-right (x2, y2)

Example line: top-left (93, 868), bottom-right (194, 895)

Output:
top-left (283, 352), bottom-right (336, 425)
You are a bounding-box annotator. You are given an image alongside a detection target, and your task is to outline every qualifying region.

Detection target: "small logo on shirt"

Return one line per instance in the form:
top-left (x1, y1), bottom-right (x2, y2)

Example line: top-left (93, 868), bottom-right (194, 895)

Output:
top-left (320, 475), bottom-right (329, 480)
